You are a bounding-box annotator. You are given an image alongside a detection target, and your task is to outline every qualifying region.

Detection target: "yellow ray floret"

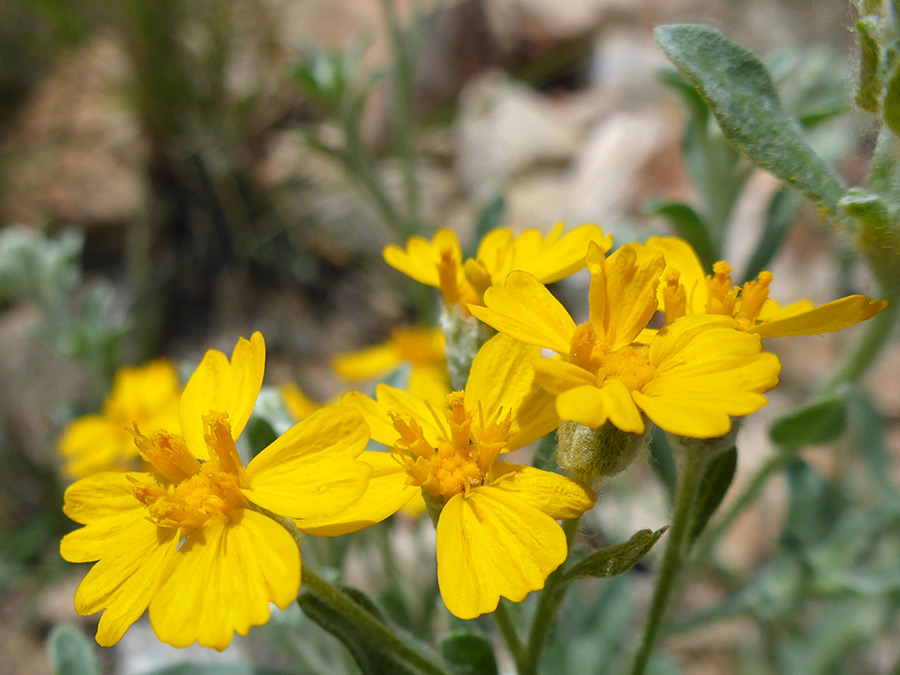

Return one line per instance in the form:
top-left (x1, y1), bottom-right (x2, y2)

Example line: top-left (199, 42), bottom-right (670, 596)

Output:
top-left (298, 333), bottom-right (595, 619)
top-left (470, 243), bottom-right (781, 439)
top-left (383, 223), bottom-right (612, 311)
top-left (332, 326), bottom-right (450, 405)
top-left (60, 333), bottom-right (372, 650)
top-left (57, 359), bottom-right (182, 478)
top-left (634, 236), bottom-right (887, 338)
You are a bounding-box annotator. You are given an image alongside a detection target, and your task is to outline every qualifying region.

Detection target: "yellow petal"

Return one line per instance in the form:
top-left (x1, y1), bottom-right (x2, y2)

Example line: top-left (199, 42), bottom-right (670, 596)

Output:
top-left (279, 383), bottom-right (321, 420)
top-left (383, 229), bottom-right (462, 287)
top-left (556, 381), bottom-right (645, 433)
top-left (436, 487), bottom-right (567, 619)
top-left (72, 516), bottom-right (179, 647)
top-left (533, 358), bottom-right (595, 395)
top-left (491, 462), bottom-right (596, 520)
top-left (591, 244), bottom-right (664, 350)
top-left (333, 342), bottom-right (402, 381)
top-left (375, 384), bottom-right (445, 446)
top-left (642, 236), bottom-right (708, 313)
top-left (472, 271), bottom-right (575, 354)
top-left (465, 334), bottom-right (558, 451)
top-left (149, 509), bottom-right (300, 650)
top-left (58, 417), bottom-right (131, 478)
top-left (180, 332), bottom-right (265, 459)
top-left (514, 223), bottom-right (613, 283)
top-left (475, 227), bottom-right (516, 282)
top-left (753, 295), bottom-right (889, 338)
top-left (295, 451), bottom-right (419, 536)
top-left (244, 407), bottom-right (371, 519)
top-left (635, 315), bottom-right (781, 438)
top-left (407, 364), bottom-right (452, 407)
top-left (62, 472), bottom-right (148, 525)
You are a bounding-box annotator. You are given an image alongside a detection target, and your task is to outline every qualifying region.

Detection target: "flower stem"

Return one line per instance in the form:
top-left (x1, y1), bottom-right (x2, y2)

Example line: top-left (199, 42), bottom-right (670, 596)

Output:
top-left (270, 513), bottom-right (453, 675)
top-left (519, 517), bottom-right (581, 675)
top-left (630, 450), bottom-right (706, 675)
top-left (493, 601), bottom-right (526, 668)
top-left (301, 567), bottom-right (454, 675)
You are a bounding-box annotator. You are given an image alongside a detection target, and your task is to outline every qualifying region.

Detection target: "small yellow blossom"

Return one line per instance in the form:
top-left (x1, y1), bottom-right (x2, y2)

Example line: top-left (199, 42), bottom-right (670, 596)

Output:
top-left (333, 326), bottom-right (450, 405)
top-left (296, 334), bottom-right (595, 619)
top-left (58, 360), bottom-right (182, 478)
top-left (637, 236), bottom-right (888, 338)
top-left (61, 333), bottom-right (371, 650)
top-left (469, 243), bottom-right (782, 438)
top-left (383, 223), bottom-right (613, 311)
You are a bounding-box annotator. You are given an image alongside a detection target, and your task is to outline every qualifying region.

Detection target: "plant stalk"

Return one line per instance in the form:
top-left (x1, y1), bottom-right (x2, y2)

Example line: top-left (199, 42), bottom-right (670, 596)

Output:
top-left (630, 450), bottom-right (706, 675)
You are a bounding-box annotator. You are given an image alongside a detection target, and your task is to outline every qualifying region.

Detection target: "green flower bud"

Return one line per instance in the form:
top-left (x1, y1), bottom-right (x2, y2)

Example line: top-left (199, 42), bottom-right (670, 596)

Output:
top-left (557, 419), bottom-right (650, 484)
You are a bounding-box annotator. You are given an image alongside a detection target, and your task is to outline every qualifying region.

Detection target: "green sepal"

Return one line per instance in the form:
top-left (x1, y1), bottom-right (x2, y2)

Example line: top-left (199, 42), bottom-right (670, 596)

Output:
top-left (440, 634), bottom-right (499, 675)
top-left (47, 625), bottom-right (100, 675)
top-left (563, 527), bottom-right (667, 582)
top-left (655, 24), bottom-right (846, 213)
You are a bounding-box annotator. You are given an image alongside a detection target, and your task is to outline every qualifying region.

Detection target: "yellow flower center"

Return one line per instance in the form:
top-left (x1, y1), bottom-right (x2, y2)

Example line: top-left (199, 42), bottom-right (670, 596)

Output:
top-left (569, 322), bottom-right (656, 392)
top-left (130, 412), bottom-right (247, 531)
top-left (391, 392), bottom-right (510, 503)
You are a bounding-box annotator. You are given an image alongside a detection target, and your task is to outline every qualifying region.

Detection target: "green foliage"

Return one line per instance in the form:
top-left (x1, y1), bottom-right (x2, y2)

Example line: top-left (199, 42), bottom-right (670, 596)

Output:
top-left (47, 625), bottom-right (100, 675)
top-left (741, 189), bottom-right (802, 282)
top-left (769, 394), bottom-right (848, 447)
top-left (440, 634), bottom-right (498, 675)
top-left (856, 17), bottom-right (884, 112)
top-left (643, 200), bottom-right (715, 270)
top-left (564, 528), bottom-right (667, 582)
top-left (686, 447), bottom-right (737, 545)
top-left (143, 665), bottom-right (292, 675)
top-left (656, 24), bottom-right (846, 214)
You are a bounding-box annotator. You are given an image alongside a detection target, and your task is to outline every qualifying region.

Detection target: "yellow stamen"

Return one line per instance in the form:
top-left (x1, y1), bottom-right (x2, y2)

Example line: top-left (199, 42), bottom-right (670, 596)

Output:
top-left (202, 412), bottom-right (247, 486)
top-left (595, 345), bottom-right (656, 392)
top-left (131, 425), bottom-right (200, 483)
top-left (662, 269), bottom-right (687, 324)
top-left (438, 249), bottom-right (461, 306)
top-left (569, 322), bottom-right (608, 372)
top-left (736, 271), bottom-right (773, 329)
top-left (706, 261), bottom-right (738, 315)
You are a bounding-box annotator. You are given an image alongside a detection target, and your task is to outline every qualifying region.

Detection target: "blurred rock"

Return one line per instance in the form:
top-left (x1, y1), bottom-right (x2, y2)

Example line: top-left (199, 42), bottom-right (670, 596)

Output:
top-left (455, 71), bottom-right (578, 204)
top-left (0, 37), bottom-right (146, 228)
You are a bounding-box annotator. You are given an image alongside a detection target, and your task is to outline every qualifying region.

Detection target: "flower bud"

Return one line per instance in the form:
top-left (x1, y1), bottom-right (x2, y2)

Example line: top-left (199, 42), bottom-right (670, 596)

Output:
top-left (557, 419), bottom-right (650, 484)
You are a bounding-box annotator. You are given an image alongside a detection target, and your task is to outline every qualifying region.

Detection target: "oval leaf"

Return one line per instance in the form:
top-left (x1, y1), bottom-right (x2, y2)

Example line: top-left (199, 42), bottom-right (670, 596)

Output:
top-left (441, 634), bottom-right (499, 675)
top-left (655, 24), bottom-right (846, 213)
top-left (564, 527), bottom-right (668, 582)
top-left (687, 446), bottom-right (737, 544)
top-left (770, 395), bottom-right (847, 447)
top-left (47, 625), bottom-right (100, 675)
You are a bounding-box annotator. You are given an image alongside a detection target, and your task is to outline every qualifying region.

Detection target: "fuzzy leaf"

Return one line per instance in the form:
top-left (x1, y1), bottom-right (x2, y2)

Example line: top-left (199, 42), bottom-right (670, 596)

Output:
top-left (564, 527), bottom-right (667, 582)
top-left (770, 395), bottom-right (847, 447)
top-left (47, 626), bottom-right (100, 675)
top-left (441, 634), bottom-right (498, 675)
top-left (655, 24), bottom-right (846, 213)
top-left (855, 18), bottom-right (883, 113)
top-left (687, 446), bottom-right (737, 544)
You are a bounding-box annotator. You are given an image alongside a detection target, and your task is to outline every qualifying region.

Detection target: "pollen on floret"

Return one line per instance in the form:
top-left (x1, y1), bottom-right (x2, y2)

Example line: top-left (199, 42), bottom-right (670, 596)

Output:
top-left (706, 261), bottom-right (739, 315)
top-left (662, 269), bottom-right (687, 324)
top-left (736, 270), bottom-right (774, 329)
top-left (202, 411), bottom-right (247, 485)
top-left (392, 391), bottom-right (512, 505)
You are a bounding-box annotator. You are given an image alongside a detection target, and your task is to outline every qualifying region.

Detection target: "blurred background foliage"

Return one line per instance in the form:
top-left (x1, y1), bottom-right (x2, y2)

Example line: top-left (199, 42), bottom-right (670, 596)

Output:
top-left (0, 0), bottom-right (897, 674)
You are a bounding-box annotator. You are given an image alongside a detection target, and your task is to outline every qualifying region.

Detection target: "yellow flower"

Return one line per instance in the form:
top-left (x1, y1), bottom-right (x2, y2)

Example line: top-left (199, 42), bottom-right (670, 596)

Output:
top-left (637, 236), bottom-right (888, 338)
top-left (60, 333), bottom-right (371, 650)
top-left (383, 223), bottom-right (613, 311)
top-left (332, 326), bottom-right (450, 405)
top-left (295, 334), bottom-right (595, 620)
top-left (469, 243), bottom-right (782, 438)
top-left (58, 360), bottom-right (182, 478)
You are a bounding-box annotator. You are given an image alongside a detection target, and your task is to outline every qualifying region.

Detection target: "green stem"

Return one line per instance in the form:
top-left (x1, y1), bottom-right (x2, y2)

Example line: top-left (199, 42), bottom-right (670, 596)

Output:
top-left (685, 294), bottom-right (898, 579)
top-left (630, 450), bottom-right (706, 675)
top-left (380, 0), bottom-right (421, 236)
top-left (520, 518), bottom-right (580, 675)
top-left (493, 601), bottom-right (526, 669)
top-left (302, 568), bottom-right (453, 675)
top-left (269, 513), bottom-right (452, 675)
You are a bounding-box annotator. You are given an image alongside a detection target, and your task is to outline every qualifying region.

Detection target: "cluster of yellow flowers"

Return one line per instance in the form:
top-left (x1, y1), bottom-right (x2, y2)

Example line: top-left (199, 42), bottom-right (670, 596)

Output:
top-left (59, 224), bottom-right (886, 651)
